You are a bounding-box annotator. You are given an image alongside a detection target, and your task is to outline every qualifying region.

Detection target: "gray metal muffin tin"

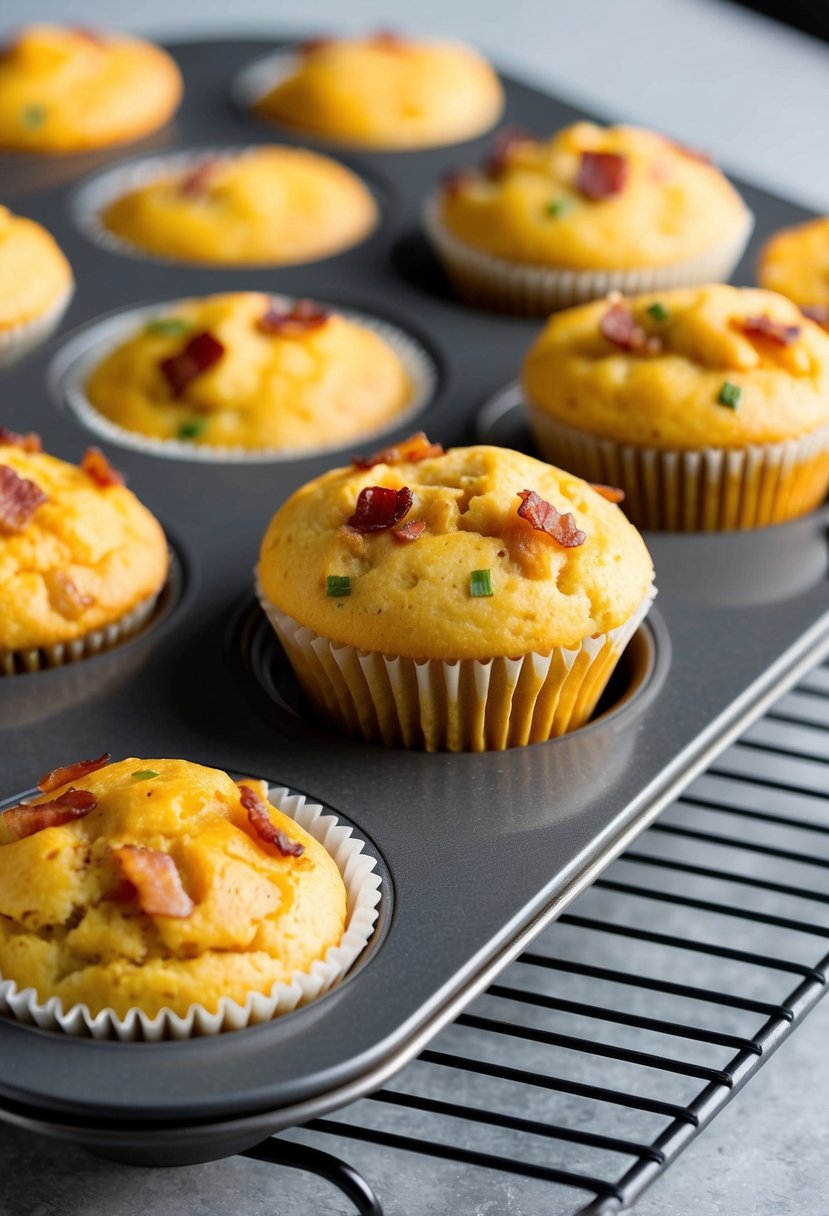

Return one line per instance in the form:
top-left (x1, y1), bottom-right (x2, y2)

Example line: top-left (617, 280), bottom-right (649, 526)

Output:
top-left (0, 37), bottom-right (827, 1167)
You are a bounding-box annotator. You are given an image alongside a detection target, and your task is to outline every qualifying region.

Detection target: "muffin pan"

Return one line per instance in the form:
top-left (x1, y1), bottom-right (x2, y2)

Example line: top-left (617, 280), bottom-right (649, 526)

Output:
top-left (1, 37), bottom-right (828, 1167)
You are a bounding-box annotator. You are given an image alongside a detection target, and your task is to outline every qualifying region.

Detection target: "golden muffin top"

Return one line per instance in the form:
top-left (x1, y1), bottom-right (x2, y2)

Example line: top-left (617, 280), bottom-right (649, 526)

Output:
top-left (100, 147), bottom-right (378, 265)
top-left (0, 25), bottom-right (182, 153)
top-left (0, 756), bottom-right (346, 1018)
top-left (0, 436), bottom-right (168, 651)
top-left (758, 217), bottom-right (829, 325)
top-left (0, 206), bottom-right (73, 329)
top-left (522, 284), bottom-right (829, 449)
top-left (258, 440), bottom-right (654, 660)
top-left (437, 122), bottom-right (751, 270)
top-left (84, 292), bottom-right (415, 451)
top-left (254, 31), bottom-right (503, 149)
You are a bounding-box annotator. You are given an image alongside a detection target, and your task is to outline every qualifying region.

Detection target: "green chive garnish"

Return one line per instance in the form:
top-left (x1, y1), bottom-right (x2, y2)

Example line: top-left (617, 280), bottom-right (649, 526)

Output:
top-left (131, 770), bottom-right (159, 781)
top-left (22, 104), bottom-right (47, 128)
top-left (177, 418), bottom-right (207, 441)
top-left (326, 575), bottom-right (351, 597)
top-left (470, 569), bottom-right (493, 598)
top-left (546, 197), bottom-right (573, 219)
top-left (717, 381), bottom-right (741, 410)
top-left (145, 318), bottom-right (193, 337)
top-left (646, 302), bottom-right (669, 323)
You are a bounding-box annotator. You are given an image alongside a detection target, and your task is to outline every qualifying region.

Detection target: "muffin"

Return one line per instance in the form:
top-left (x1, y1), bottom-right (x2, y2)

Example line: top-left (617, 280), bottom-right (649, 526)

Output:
top-left (0, 25), bottom-right (182, 153)
top-left (252, 31), bottom-right (503, 150)
top-left (0, 434), bottom-right (169, 673)
top-left (425, 122), bottom-right (753, 314)
top-left (0, 755), bottom-right (368, 1038)
top-left (0, 206), bottom-right (73, 367)
top-left (257, 439), bottom-right (655, 751)
top-left (758, 216), bottom-right (829, 330)
top-left (522, 284), bottom-right (829, 530)
top-left (81, 292), bottom-right (419, 453)
top-left (98, 147), bottom-right (377, 265)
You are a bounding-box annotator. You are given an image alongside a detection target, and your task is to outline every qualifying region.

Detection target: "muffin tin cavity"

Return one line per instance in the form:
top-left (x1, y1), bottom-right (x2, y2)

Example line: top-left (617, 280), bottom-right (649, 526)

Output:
top-left (49, 298), bottom-right (438, 463)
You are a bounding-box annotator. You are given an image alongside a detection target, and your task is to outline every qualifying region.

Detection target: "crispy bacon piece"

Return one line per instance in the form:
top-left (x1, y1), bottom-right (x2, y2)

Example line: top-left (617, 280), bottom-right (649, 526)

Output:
top-left (802, 305), bottom-right (829, 329)
top-left (353, 432), bottom-right (444, 469)
top-left (441, 168), bottom-right (479, 198)
top-left (517, 489), bottom-right (587, 548)
top-left (239, 784), bottom-right (305, 857)
top-left (72, 27), bottom-right (106, 46)
top-left (576, 151), bottom-right (629, 200)
top-left (112, 845), bottom-right (194, 918)
top-left (0, 464), bottom-right (47, 533)
top-left (590, 483), bottom-right (626, 504)
top-left (348, 485), bottom-right (414, 533)
top-left (81, 446), bottom-right (125, 487)
top-left (37, 753), bottom-right (110, 793)
top-left (160, 331), bottom-right (225, 397)
top-left (302, 36), bottom-right (334, 54)
top-left (486, 125), bottom-right (533, 176)
top-left (45, 571), bottom-right (95, 619)
top-left (370, 30), bottom-right (407, 50)
top-left (256, 299), bottom-right (330, 338)
top-left (0, 427), bottom-right (41, 453)
top-left (392, 517), bottom-right (425, 543)
top-left (737, 314), bottom-right (802, 347)
top-left (178, 162), bottom-right (217, 197)
top-left (3, 788), bottom-right (97, 839)
top-left (600, 297), bottom-right (662, 354)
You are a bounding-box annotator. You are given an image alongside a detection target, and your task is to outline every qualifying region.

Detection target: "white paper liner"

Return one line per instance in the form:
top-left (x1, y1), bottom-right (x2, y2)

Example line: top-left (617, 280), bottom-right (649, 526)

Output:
top-left (0, 590), bottom-right (160, 677)
top-left (0, 283), bottom-right (74, 370)
top-left (423, 194), bottom-right (754, 315)
top-left (50, 295), bottom-right (438, 464)
top-left (72, 146), bottom-right (378, 268)
top-left (256, 572), bottom-right (656, 751)
top-left (0, 786), bottom-right (382, 1040)
top-left (525, 401), bottom-right (829, 531)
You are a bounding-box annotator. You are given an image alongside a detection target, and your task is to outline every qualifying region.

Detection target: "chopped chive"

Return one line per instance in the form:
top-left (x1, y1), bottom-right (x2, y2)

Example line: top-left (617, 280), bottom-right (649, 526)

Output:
top-left (131, 770), bottom-right (159, 781)
top-left (177, 417), bottom-right (208, 441)
top-left (145, 318), bottom-right (193, 337)
top-left (22, 104), bottom-right (47, 128)
top-left (646, 302), bottom-right (669, 323)
top-left (469, 568), bottom-right (493, 598)
top-left (717, 381), bottom-right (741, 410)
top-left (546, 197), bottom-right (573, 219)
top-left (326, 575), bottom-right (352, 597)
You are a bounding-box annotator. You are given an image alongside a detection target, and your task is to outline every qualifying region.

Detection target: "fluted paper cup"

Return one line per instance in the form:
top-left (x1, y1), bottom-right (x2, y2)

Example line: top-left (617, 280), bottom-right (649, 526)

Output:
top-left (0, 283), bottom-right (74, 370)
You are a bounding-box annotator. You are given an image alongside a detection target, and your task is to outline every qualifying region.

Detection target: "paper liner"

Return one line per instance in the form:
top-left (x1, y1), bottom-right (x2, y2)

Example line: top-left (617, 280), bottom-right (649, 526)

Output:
top-left (525, 401), bottom-right (829, 531)
top-left (256, 573), bottom-right (656, 751)
top-left (51, 295), bottom-right (437, 464)
top-left (423, 194), bottom-right (754, 316)
top-left (0, 283), bottom-right (74, 370)
top-left (0, 591), bottom-right (160, 677)
top-left (0, 787), bottom-right (382, 1040)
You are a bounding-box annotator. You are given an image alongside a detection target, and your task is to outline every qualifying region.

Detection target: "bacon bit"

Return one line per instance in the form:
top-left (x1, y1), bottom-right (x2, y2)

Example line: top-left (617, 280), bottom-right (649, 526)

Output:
top-left (486, 125), bottom-right (533, 176)
top-left (802, 305), bottom-right (829, 328)
top-left (72, 27), bottom-right (106, 46)
top-left (239, 784), bottom-right (305, 857)
top-left (737, 314), bottom-right (802, 347)
top-left (590, 482), bottom-right (626, 504)
top-left (160, 331), bottom-right (225, 397)
top-left (178, 162), bottom-right (217, 197)
top-left (256, 299), bottom-right (330, 338)
top-left (517, 489), bottom-right (587, 548)
top-left (348, 485), bottom-right (414, 533)
top-left (45, 570), bottom-right (95, 619)
top-left (392, 517), bottom-right (425, 543)
top-left (0, 464), bottom-right (47, 533)
top-left (3, 788), bottom-right (97, 839)
top-left (576, 151), bottom-right (629, 200)
top-left (38, 753), bottom-right (111, 793)
top-left (600, 296), bottom-right (662, 354)
top-left (81, 446), bottom-right (125, 487)
top-left (353, 432), bottom-right (444, 470)
top-left (370, 30), bottom-right (408, 50)
top-left (0, 427), bottom-right (41, 453)
top-left (441, 168), bottom-right (479, 198)
top-left (301, 36), bottom-right (334, 54)
top-left (112, 845), bottom-right (194, 918)
top-left (670, 138), bottom-right (712, 165)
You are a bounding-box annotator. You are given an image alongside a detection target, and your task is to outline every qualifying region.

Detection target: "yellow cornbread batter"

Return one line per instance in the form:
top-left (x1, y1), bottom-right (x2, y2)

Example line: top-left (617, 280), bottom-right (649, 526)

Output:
top-left (0, 759), bottom-right (346, 1019)
top-left (758, 217), bottom-right (829, 313)
top-left (85, 292), bottom-right (414, 451)
top-left (100, 147), bottom-right (377, 265)
top-left (255, 33), bottom-right (503, 149)
top-left (0, 25), bottom-right (182, 153)
top-left (0, 206), bottom-right (72, 331)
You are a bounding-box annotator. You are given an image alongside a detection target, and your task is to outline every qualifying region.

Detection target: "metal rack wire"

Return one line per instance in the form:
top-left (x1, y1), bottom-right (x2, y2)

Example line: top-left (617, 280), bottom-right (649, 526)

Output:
top-left (246, 659), bottom-right (829, 1215)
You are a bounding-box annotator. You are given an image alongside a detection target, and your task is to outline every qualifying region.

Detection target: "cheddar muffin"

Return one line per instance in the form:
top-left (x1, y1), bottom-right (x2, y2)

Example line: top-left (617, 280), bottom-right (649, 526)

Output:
top-left (522, 284), bottom-right (829, 529)
top-left (0, 435), bottom-right (168, 673)
top-left (758, 217), bottom-right (829, 329)
top-left (0, 25), bottom-right (182, 153)
top-left (81, 292), bottom-right (420, 454)
top-left (252, 32), bottom-right (503, 150)
top-left (426, 122), bottom-right (752, 314)
top-left (0, 206), bottom-right (73, 367)
top-left (97, 147), bottom-right (377, 265)
top-left (257, 439), bottom-right (655, 751)
top-left (0, 756), bottom-right (352, 1035)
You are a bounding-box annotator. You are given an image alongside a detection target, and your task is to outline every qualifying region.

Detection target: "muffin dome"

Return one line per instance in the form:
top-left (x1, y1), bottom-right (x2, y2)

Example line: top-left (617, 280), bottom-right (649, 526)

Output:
top-left (0, 206), bottom-right (73, 365)
top-left (758, 217), bottom-right (829, 324)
